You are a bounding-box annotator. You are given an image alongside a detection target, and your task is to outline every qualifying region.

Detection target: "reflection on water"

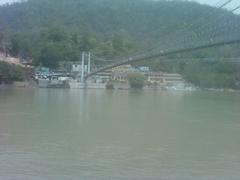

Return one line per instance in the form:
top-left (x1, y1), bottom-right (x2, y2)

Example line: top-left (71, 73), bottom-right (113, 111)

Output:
top-left (0, 88), bottom-right (240, 179)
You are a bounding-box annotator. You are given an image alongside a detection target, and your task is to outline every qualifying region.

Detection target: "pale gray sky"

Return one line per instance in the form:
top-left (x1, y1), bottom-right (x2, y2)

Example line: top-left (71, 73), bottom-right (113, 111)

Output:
top-left (0, 0), bottom-right (18, 4)
top-left (195, 0), bottom-right (240, 9)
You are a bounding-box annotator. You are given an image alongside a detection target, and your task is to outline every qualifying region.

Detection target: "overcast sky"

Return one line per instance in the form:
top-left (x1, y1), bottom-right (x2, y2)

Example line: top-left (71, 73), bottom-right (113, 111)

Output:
top-left (0, 0), bottom-right (18, 4)
top-left (0, 0), bottom-right (239, 10)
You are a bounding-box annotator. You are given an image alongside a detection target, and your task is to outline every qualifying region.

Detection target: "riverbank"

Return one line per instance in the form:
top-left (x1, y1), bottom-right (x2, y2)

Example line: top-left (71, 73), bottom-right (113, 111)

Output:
top-left (1, 81), bottom-right (239, 94)
top-left (0, 79), bottom-right (37, 89)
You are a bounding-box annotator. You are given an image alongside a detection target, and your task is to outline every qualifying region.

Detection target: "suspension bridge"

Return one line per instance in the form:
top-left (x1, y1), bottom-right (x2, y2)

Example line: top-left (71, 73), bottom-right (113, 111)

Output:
top-left (83, 0), bottom-right (240, 81)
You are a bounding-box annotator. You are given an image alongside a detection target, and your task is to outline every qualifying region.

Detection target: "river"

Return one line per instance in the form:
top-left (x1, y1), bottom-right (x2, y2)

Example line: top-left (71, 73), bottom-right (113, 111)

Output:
top-left (0, 88), bottom-right (240, 180)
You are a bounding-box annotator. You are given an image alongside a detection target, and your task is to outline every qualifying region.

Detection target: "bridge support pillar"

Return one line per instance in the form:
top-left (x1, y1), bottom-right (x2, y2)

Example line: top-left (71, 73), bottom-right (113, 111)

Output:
top-left (88, 52), bottom-right (91, 74)
top-left (81, 52), bottom-right (85, 82)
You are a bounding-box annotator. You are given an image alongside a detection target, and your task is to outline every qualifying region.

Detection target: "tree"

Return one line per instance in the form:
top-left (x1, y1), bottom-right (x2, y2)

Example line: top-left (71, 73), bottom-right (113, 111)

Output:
top-left (38, 43), bottom-right (66, 68)
top-left (0, 62), bottom-right (24, 82)
top-left (80, 35), bottom-right (97, 51)
top-left (0, 33), bottom-right (4, 52)
top-left (127, 73), bottom-right (146, 89)
top-left (112, 35), bottom-right (124, 52)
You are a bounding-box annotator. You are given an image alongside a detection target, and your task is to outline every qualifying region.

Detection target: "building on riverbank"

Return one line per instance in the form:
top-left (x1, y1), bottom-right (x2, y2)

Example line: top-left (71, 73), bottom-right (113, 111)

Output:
top-left (0, 52), bottom-right (25, 67)
top-left (162, 73), bottom-right (184, 86)
top-left (92, 70), bottom-right (112, 83)
top-left (145, 72), bottom-right (185, 87)
top-left (34, 62), bottom-right (188, 90)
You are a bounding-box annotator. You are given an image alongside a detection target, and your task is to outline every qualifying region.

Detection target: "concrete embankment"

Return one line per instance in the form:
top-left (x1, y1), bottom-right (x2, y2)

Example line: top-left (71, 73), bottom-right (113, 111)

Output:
top-left (0, 80), bottom-right (37, 88)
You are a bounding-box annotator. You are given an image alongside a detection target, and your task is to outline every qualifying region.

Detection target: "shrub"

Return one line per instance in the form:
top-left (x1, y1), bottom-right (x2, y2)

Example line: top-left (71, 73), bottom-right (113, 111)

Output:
top-left (127, 73), bottom-right (146, 89)
top-left (0, 62), bottom-right (24, 82)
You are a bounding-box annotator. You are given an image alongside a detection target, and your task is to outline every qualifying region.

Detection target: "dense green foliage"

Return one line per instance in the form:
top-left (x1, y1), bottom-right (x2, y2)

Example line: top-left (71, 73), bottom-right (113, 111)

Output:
top-left (0, 0), bottom-right (240, 88)
top-left (0, 61), bottom-right (24, 82)
top-left (127, 73), bottom-right (146, 89)
top-left (146, 46), bottom-right (240, 89)
top-left (1, 27), bottom-right (135, 68)
top-left (183, 61), bottom-right (240, 89)
top-left (152, 59), bottom-right (240, 89)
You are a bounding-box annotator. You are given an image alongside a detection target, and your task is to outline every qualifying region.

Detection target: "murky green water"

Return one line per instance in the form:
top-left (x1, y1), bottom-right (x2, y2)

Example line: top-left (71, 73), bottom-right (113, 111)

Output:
top-left (0, 88), bottom-right (240, 180)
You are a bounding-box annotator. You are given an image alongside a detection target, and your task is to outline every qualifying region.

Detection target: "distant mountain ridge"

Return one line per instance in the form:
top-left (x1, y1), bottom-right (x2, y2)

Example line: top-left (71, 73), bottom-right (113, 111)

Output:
top-left (0, 0), bottom-right (239, 42)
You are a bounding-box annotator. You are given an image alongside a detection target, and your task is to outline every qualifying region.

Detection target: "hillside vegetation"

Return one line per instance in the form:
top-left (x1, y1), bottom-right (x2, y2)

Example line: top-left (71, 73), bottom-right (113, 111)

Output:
top-left (0, 61), bottom-right (24, 82)
top-left (0, 0), bottom-right (240, 88)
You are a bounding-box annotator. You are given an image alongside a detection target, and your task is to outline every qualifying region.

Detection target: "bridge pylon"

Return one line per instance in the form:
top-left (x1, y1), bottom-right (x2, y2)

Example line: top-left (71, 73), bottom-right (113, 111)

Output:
top-left (80, 52), bottom-right (91, 82)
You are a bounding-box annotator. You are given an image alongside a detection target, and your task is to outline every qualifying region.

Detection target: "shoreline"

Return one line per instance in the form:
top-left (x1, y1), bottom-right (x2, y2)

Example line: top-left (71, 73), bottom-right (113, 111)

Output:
top-left (0, 82), bottom-right (239, 93)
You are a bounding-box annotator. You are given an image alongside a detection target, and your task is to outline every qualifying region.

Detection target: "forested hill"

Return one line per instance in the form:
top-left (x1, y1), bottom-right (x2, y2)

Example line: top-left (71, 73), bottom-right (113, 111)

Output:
top-left (0, 0), bottom-right (240, 89)
top-left (0, 0), bottom-right (238, 40)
